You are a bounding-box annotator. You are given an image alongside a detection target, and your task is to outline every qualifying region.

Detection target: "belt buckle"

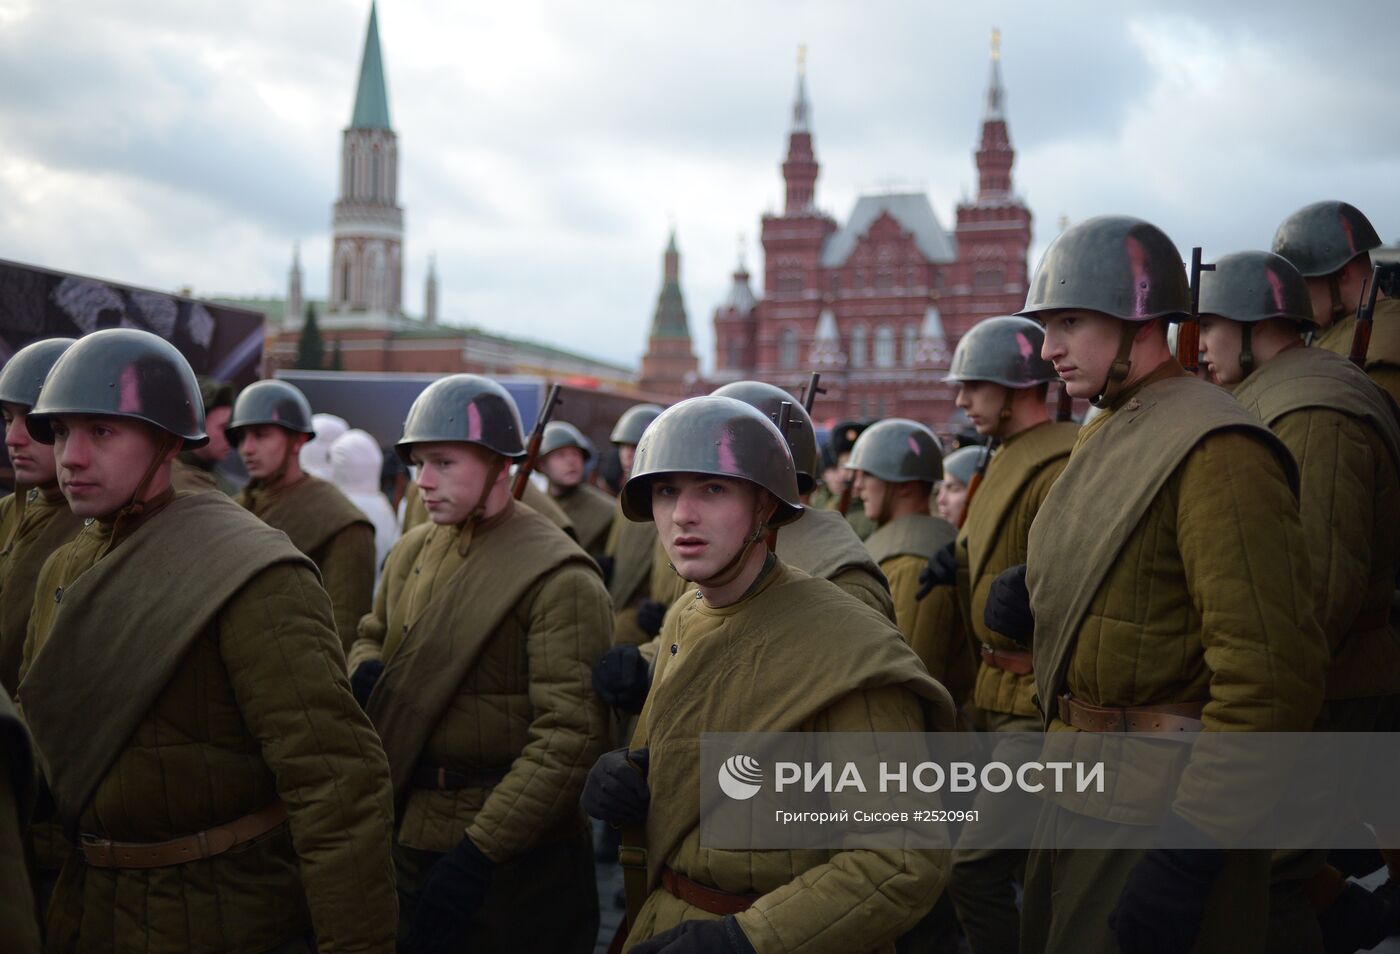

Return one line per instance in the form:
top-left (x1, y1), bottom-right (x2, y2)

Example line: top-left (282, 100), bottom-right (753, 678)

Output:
top-left (617, 846), bottom-right (648, 869)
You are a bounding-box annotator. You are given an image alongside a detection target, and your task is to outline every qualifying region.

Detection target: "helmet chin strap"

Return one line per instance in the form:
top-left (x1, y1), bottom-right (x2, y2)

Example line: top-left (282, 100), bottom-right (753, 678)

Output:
top-left (1091, 322), bottom-right (1139, 409)
top-left (456, 454), bottom-right (508, 557)
top-left (109, 432), bottom-right (179, 545)
top-left (1238, 323), bottom-right (1255, 378)
top-left (674, 495), bottom-right (780, 590)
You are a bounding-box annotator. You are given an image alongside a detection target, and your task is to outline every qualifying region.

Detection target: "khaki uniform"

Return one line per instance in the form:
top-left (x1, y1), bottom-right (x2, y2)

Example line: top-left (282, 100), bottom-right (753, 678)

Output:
top-left (171, 455), bottom-right (224, 495)
top-left (0, 487), bottom-right (83, 692)
top-left (1313, 295), bottom-right (1400, 405)
top-left (605, 499), bottom-right (661, 645)
top-left (17, 490), bottom-right (398, 954)
top-left (1021, 363), bottom-right (1327, 954)
top-left (0, 691), bottom-right (40, 954)
top-left (552, 482), bottom-right (615, 554)
top-left (627, 560), bottom-right (956, 953)
top-left (350, 499), bottom-right (611, 953)
top-left (780, 508), bottom-right (894, 619)
top-left (865, 513), bottom-right (974, 708)
top-left (945, 422), bottom-right (1074, 954)
top-left (1232, 345), bottom-right (1400, 953)
top-left (237, 475), bottom-right (375, 653)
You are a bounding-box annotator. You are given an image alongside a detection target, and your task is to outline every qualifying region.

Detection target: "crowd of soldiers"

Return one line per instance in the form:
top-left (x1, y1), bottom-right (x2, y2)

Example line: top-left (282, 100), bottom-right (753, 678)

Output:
top-left (0, 198), bottom-right (1396, 954)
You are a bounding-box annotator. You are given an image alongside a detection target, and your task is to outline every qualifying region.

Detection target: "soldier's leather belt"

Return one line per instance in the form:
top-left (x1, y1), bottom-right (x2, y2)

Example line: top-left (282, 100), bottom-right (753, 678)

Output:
top-left (1058, 694), bottom-right (1205, 733)
top-left (980, 644), bottom-right (1033, 675)
top-left (410, 763), bottom-right (509, 791)
top-left (660, 866), bottom-right (761, 916)
top-left (80, 799), bottom-right (288, 869)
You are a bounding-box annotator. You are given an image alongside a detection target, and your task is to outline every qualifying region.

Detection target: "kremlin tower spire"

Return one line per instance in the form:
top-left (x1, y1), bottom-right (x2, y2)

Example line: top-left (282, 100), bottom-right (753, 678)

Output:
top-left (782, 45), bottom-right (819, 215)
top-left (975, 28), bottom-right (1014, 201)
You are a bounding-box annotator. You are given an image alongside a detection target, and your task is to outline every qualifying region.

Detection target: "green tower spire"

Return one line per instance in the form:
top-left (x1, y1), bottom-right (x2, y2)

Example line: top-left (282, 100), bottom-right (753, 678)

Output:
top-left (350, 3), bottom-right (391, 130)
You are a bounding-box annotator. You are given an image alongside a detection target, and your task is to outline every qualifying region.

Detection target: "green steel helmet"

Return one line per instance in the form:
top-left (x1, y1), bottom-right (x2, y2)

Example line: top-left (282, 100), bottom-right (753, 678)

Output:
top-left (395, 374), bottom-right (526, 464)
top-left (620, 396), bottom-right (802, 525)
top-left (1198, 251), bottom-right (1314, 326)
top-left (1271, 201), bottom-right (1381, 278)
top-left (27, 329), bottom-right (207, 448)
top-left (1020, 215), bottom-right (1192, 323)
top-left (945, 316), bottom-right (1057, 388)
top-left (226, 379), bottom-right (315, 443)
top-left (539, 420), bottom-right (594, 462)
top-left (846, 418), bottom-right (943, 485)
top-left (0, 338), bottom-right (77, 408)
top-left (940, 445), bottom-right (982, 487)
top-left (711, 380), bottom-right (820, 494)
top-left (610, 403), bottom-right (664, 446)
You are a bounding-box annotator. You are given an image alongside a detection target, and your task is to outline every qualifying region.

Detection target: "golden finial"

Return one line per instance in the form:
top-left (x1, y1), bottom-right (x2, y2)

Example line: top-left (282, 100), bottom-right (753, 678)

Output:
top-left (991, 28), bottom-right (1001, 62)
top-left (797, 44), bottom-right (807, 75)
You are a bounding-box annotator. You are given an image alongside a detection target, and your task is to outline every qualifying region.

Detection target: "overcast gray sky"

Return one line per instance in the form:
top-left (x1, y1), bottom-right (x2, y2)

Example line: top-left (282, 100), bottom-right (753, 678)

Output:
top-left (1, 0), bottom-right (1396, 370)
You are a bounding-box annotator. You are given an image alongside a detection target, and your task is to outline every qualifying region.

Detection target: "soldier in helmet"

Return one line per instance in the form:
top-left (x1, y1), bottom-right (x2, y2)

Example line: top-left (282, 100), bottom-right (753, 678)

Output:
top-left (539, 420), bottom-right (615, 554)
top-left (934, 445), bottom-right (980, 526)
top-left (920, 316), bottom-right (1077, 954)
top-left (0, 339), bottom-right (84, 695)
top-left (581, 395), bottom-right (956, 954)
top-left (228, 379), bottom-right (376, 653)
top-left (848, 419), bottom-right (974, 709)
top-left (346, 374), bottom-right (611, 953)
top-left (1005, 216), bottom-right (1326, 954)
top-left (171, 375), bottom-right (235, 494)
top-left (1273, 200), bottom-right (1400, 403)
top-left (591, 382), bottom-right (894, 716)
top-left (824, 419), bottom-right (877, 540)
top-left (15, 329), bottom-right (397, 953)
top-left (602, 403), bottom-right (668, 646)
top-left (1198, 251), bottom-right (1400, 952)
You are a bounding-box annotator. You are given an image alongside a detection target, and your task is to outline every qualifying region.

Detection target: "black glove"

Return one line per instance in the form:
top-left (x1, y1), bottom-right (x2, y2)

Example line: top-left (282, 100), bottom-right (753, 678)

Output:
top-left (1108, 813), bottom-right (1226, 954)
top-left (636, 598), bottom-right (667, 637)
top-left (350, 659), bottom-right (384, 709)
top-left (628, 916), bottom-right (757, 954)
top-left (983, 564), bottom-right (1033, 646)
top-left (595, 553), bottom-right (615, 586)
top-left (1317, 879), bottom-right (1400, 954)
top-left (916, 541), bottom-right (959, 600)
top-left (593, 644), bottom-right (652, 714)
top-left (401, 835), bottom-right (494, 953)
top-left (581, 746), bottom-right (650, 826)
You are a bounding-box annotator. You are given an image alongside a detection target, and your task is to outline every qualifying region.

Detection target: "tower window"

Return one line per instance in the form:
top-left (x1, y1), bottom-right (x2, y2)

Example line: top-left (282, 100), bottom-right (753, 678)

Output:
top-left (874, 325), bottom-right (895, 368)
top-left (850, 325), bottom-right (867, 368)
top-left (779, 328), bottom-right (799, 369)
top-left (903, 325), bottom-right (918, 367)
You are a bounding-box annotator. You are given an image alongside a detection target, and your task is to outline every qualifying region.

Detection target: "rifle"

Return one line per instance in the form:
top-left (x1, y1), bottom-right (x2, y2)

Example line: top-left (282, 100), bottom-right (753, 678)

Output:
top-left (1054, 380), bottom-right (1074, 422)
top-left (766, 401), bottom-right (794, 551)
top-left (1349, 263), bottom-right (1400, 369)
top-left (1178, 247), bottom-right (1214, 375)
top-left (956, 439), bottom-right (996, 530)
top-left (801, 371), bottom-right (825, 415)
top-left (511, 383), bottom-right (563, 500)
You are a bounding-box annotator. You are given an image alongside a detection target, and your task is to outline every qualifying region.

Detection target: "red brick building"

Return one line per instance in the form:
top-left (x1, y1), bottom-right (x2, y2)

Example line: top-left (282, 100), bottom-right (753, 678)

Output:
top-left (710, 39), bottom-right (1032, 431)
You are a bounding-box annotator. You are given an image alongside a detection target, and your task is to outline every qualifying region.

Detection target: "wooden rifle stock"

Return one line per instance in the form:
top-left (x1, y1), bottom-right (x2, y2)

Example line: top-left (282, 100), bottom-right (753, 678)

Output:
top-left (1349, 265), bottom-right (1384, 369)
top-left (956, 440), bottom-right (996, 530)
top-left (511, 383), bottom-right (563, 500)
top-left (1054, 380), bottom-right (1074, 422)
top-left (1180, 247), bottom-right (1214, 376)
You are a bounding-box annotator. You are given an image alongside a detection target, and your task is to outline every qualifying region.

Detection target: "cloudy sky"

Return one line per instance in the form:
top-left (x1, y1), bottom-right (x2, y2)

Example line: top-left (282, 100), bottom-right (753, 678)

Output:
top-left (1, 0), bottom-right (1396, 371)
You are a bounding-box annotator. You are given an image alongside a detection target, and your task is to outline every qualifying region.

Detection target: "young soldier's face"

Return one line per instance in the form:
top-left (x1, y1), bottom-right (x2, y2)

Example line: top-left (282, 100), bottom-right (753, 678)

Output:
top-left (1040, 310), bottom-right (1124, 400)
top-left (1197, 316), bottom-right (1246, 386)
top-left (852, 470), bottom-right (890, 522)
top-left (617, 444), bottom-right (637, 479)
top-left (651, 473), bottom-right (763, 580)
top-left (936, 477), bottom-right (968, 525)
top-left (540, 446), bottom-right (586, 488)
top-left (954, 380), bottom-right (1009, 436)
top-left (411, 441), bottom-right (502, 525)
top-left (50, 415), bottom-right (170, 518)
top-left (2, 401), bottom-right (59, 487)
top-left (236, 424), bottom-right (303, 480)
